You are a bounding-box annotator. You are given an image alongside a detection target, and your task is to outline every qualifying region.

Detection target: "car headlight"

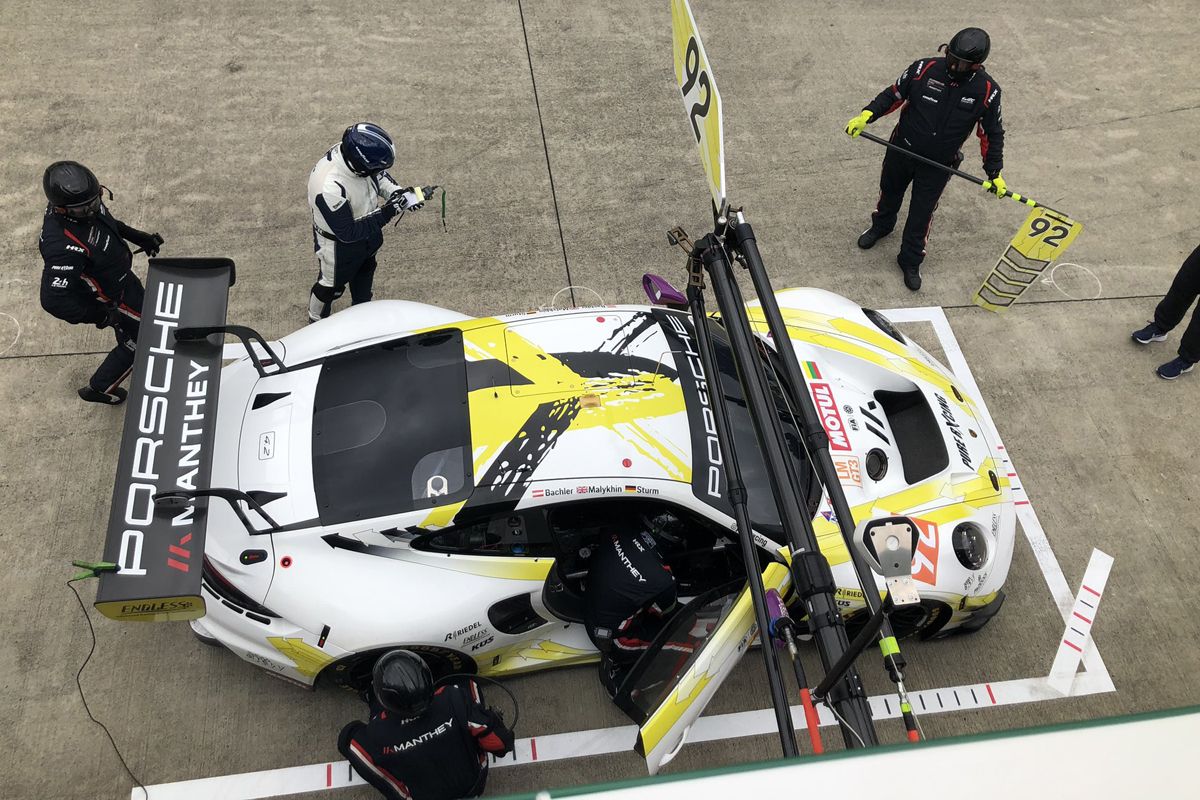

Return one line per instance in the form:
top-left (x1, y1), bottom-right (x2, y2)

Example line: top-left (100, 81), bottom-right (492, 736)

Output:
top-left (952, 522), bottom-right (989, 570)
top-left (863, 308), bottom-right (905, 344)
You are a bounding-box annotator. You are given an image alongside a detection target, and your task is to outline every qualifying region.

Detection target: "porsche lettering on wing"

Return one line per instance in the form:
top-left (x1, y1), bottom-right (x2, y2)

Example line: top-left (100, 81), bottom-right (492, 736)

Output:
top-left (118, 281), bottom-right (212, 577)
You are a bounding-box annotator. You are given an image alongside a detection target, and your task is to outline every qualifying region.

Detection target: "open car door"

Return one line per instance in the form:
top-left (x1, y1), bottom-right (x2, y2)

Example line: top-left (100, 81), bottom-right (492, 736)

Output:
top-left (613, 561), bottom-right (790, 773)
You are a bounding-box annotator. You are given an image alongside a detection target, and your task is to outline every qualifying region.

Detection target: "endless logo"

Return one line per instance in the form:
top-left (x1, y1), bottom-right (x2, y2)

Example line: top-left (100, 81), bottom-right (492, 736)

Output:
top-left (809, 382), bottom-right (851, 451)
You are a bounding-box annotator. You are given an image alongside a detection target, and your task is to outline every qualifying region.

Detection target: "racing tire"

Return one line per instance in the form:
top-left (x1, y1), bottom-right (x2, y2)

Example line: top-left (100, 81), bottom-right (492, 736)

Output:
top-left (318, 646), bottom-right (476, 694)
top-left (844, 599), bottom-right (953, 641)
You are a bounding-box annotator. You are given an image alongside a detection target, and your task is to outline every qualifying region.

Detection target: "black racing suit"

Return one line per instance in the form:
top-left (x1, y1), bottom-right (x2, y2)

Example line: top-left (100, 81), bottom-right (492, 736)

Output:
top-left (339, 680), bottom-right (514, 800)
top-left (1154, 243), bottom-right (1200, 363)
top-left (38, 204), bottom-right (156, 393)
top-left (584, 529), bottom-right (678, 698)
top-left (862, 57), bottom-right (1006, 271)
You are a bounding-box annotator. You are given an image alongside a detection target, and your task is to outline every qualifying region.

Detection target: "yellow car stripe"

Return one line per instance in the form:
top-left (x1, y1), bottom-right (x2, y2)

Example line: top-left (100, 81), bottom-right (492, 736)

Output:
top-left (267, 636), bottom-right (336, 678)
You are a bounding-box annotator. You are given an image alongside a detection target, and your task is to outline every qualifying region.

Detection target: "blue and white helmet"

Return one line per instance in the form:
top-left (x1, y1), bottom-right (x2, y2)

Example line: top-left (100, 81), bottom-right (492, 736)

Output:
top-left (340, 122), bottom-right (396, 176)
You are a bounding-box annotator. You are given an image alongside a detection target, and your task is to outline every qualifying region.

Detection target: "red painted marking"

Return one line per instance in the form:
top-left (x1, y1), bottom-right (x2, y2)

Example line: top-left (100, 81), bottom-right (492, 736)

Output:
top-left (179, 533), bottom-right (192, 545)
top-left (1006, 472), bottom-right (1016, 477)
top-left (1073, 611), bottom-right (1093, 624)
top-left (1015, 501), bottom-right (1030, 506)
top-left (622, 458), bottom-right (632, 468)
top-left (166, 557), bottom-right (190, 573)
top-left (168, 545), bottom-right (191, 558)
top-left (595, 316), bottom-right (605, 323)
top-left (530, 737), bottom-right (538, 761)
top-left (326, 763), bottom-right (332, 787)
top-left (281, 556), bottom-right (293, 568)
top-left (997, 445), bottom-right (1005, 450)
top-left (907, 729), bottom-right (920, 742)
top-left (1063, 639), bottom-right (1083, 653)
top-left (1082, 584), bottom-right (1101, 597)
top-left (985, 684), bottom-right (997, 704)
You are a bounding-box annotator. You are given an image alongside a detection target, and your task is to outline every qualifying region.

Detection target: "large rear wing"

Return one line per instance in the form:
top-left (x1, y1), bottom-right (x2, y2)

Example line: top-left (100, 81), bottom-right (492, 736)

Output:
top-left (96, 258), bottom-right (236, 621)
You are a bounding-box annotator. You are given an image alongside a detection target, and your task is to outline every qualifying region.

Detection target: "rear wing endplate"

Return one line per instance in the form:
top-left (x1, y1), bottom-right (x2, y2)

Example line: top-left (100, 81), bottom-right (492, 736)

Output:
top-left (96, 258), bottom-right (235, 621)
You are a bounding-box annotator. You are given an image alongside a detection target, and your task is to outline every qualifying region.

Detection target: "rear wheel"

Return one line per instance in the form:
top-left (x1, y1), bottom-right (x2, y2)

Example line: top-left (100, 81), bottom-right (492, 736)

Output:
top-left (319, 646), bottom-right (475, 693)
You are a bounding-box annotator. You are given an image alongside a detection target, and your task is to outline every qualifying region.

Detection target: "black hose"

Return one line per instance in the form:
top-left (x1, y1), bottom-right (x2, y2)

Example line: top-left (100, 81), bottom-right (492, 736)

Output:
top-left (435, 673), bottom-right (520, 730)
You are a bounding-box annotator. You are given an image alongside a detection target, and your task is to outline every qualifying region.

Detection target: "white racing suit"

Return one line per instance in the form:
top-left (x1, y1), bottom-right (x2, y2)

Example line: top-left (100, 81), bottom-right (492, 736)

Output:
top-left (307, 145), bottom-right (407, 321)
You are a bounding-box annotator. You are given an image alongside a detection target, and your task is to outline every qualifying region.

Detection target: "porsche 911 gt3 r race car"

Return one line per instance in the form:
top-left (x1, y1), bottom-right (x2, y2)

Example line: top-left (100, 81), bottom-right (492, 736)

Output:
top-left (96, 259), bottom-right (1013, 772)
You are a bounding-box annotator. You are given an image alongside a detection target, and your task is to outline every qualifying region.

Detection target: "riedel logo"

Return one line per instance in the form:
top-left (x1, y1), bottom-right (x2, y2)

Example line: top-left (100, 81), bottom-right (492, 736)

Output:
top-left (809, 382), bottom-right (851, 451)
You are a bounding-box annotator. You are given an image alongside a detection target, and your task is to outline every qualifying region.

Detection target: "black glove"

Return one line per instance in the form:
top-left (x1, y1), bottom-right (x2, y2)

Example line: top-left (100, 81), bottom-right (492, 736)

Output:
top-left (93, 302), bottom-right (121, 330)
top-left (482, 707), bottom-right (515, 752)
top-left (132, 232), bottom-right (164, 257)
top-left (387, 188), bottom-right (425, 213)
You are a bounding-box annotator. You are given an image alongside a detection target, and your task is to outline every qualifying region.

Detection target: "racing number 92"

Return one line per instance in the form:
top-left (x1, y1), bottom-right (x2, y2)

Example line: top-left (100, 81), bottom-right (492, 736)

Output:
top-left (1029, 216), bottom-right (1071, 247)
top-left (681, 37), bottom-right (711, 142)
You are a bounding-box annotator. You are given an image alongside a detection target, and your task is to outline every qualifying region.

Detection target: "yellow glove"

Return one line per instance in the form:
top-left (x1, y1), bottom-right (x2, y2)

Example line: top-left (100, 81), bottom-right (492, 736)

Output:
top-left (845, 110), bottom-right (873, 137)
top-left (983, 173), bottom-right (1008, 198)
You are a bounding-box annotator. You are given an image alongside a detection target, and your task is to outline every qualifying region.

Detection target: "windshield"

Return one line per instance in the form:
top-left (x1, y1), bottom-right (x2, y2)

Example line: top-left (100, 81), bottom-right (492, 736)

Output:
top-left (311, 329), bottom-right (473, 525)
top-left (655, 311), bottom-right (818, 540)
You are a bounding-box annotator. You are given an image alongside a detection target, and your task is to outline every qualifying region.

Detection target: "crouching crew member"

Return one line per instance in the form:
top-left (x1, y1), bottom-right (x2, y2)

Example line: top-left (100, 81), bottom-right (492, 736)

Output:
top-left (584, 524), bottom-right (679, 698)
top-left (339, 650), bottom-right (514, 800)
top-left (845, 27), bottom-right (1006, 291)
top-left (307, 122), bottom-right (427, 323)
top-left (39, 160), bottom-right (164, 405)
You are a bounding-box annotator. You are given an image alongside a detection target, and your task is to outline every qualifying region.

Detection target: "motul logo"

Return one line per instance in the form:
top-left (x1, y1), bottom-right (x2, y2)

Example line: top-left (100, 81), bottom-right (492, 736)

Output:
top-left (810, 383), bottom-right (851, 451)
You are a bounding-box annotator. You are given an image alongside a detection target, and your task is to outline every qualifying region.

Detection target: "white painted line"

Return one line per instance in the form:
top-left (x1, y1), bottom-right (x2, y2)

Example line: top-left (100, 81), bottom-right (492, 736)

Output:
top-left (1048, 549), bottom-right (1114, 695)
top-left (888, 306), bottom-right (1113, 690)
top-left (136, 672), bottom-right (1115, 799)
top-left (139, 307), bottom-right (1116, 800)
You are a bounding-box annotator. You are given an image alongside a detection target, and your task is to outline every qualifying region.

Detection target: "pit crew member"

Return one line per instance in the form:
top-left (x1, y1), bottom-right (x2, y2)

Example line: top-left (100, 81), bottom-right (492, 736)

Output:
top-left (845, 27), bottom-right (1006, 291)
top-left (1132, 242), bottom-right (1200, 380)
top-left (338, 650), bottom-right (514, 800)
top-left (38, 160), bottom-right (164, 405)
top-left (584, 520), bottom-right (679, 698)
top-left (307, 122), bottom-right (427, 323)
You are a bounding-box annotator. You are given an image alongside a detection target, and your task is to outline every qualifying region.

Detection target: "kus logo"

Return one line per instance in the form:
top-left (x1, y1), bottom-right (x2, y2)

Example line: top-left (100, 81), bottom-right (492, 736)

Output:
top-left (809, 382), bottom-right (851, 451)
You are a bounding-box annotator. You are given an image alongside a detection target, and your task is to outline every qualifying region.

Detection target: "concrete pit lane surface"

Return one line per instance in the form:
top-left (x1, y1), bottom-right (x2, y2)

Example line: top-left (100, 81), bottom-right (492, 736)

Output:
top-left (2, 2), bottom-right (1198, 798)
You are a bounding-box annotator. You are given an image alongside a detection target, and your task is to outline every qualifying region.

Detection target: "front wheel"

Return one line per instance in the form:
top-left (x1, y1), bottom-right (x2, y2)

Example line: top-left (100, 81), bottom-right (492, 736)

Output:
top-left (844, 599), bottom-right (953, 641)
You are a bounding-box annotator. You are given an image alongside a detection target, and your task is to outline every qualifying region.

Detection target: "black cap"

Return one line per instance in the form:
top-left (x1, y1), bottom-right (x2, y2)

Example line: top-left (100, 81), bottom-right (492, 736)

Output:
top-left (372, 650), bottom-right (433, 718)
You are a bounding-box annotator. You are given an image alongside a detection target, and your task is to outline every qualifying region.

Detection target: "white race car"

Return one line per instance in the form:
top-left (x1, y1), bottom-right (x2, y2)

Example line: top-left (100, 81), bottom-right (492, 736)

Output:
top-left (97, 259), bottom-right (1013, 771)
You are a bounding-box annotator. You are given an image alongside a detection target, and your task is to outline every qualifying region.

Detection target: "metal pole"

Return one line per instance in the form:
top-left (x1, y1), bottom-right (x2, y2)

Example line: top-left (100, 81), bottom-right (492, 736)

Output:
top-left (729, 215), bottom-right (919, 740)
top-left (682, 255), bottom-right (799, 758)
top-left (858, 131), bottom-right (1066, 217)
top-left (696, 234), bottom-right (878, 748)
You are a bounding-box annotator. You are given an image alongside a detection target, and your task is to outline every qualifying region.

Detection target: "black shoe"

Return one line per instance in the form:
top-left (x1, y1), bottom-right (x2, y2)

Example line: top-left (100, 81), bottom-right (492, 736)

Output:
top-left (857, 227), bottom-right (891, 250)
top-left (1156, 356), bottom-right (1196, 380)
top-left (898, 255), bottom-right (921, 291)
top-left (78, 386), bottom-right (128, 405)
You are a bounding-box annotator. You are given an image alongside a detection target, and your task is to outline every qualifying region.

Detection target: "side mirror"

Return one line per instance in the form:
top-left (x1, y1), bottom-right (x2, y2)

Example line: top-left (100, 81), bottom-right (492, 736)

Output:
top-left (853, 516), bottom-right (921, 607)
top-left (642, 274), bottom-right (688, 309)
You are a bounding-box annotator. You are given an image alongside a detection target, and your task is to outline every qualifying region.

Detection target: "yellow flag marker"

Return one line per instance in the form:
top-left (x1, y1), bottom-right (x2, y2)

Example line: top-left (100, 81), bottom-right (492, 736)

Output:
top-left (671, 0), bottom-right (725, 214)
top-left (973, 208), bottom-right (1084, 312)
